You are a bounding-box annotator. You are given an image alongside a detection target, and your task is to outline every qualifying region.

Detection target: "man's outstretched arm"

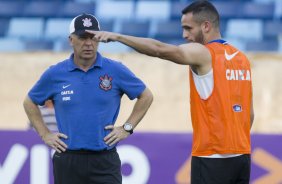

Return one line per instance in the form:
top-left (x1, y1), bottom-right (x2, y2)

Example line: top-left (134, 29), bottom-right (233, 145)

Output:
top-left (87, 30), bottom-right (211, 68)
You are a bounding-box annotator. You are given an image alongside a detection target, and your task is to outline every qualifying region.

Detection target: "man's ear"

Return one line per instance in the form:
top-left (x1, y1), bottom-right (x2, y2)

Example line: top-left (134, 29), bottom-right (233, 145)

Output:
top-left (69, 36), bottom-right (73, 46)
top-left (202, 21), bottom-right (212, 33)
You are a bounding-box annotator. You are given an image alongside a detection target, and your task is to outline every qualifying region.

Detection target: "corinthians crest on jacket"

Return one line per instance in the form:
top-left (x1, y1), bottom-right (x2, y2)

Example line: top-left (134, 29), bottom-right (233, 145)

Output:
top-left (99, 74), bottom-right (112, 91)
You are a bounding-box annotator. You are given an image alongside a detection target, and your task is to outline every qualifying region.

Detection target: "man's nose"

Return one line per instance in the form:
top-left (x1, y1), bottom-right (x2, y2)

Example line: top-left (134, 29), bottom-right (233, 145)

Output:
top-left (85, 38), bottom-right (93, 44)
top-left (182, 30), bottom-right (189, 39)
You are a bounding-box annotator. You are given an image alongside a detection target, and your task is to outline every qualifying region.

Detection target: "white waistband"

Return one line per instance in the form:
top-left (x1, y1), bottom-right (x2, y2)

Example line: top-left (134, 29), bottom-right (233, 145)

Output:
top-left (198, 154), bottom-right (243, 158)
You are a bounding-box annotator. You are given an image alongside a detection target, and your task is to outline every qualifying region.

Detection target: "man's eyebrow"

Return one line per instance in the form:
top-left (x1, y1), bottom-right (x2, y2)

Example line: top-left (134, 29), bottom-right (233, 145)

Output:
top-left (182, 25), bottom-right (192, 29)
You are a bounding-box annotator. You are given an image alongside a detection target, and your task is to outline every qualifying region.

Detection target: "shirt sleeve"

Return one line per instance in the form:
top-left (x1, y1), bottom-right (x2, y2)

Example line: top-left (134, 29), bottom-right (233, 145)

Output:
top-left (117, 63), bottom-right (146, 100)
top-left (28, 67), bottom-right (54, 106)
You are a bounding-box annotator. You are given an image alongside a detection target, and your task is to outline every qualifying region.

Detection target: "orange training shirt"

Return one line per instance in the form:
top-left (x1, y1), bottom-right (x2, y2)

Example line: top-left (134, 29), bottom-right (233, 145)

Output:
top-left (189, 41), bottom-right (252, 156)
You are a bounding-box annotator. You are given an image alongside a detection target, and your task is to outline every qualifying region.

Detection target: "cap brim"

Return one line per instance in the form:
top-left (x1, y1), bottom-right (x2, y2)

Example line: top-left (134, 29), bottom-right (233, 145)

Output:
top-left (72, 28), bottom-right (99, 36)
top-left (72, 30), bottom-right (87, 36)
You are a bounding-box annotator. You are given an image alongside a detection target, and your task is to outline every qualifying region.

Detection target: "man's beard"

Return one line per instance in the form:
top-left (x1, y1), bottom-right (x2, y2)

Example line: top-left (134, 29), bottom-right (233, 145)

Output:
top-left (194, 30), bottom-right (204, 44)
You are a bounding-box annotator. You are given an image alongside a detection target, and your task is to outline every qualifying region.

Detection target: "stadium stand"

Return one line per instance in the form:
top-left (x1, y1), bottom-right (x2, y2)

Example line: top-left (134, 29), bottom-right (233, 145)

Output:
top-left (7, 18), bottom-right (44, 39)
top-left (153, 20), bottom-right (183, 43)
top-left (0, 38), bottom-right (24, 52)
top-left (241, 2), bottom-right (275, 20)
top-left (96, 1), bottom-right (134, 20)
top-left (99, 20), bottom-right (115, 32)
top-left (22, 1), bottom-right (62, 18)
top-left (98, 42), bottom-right (132, 53)
top-left (53, 39), bottom-right (72, 52)
top-left (264, 20), bottom-right (282, 39)
top-left (57, 1), bottom-right (95, 18)
top-left (24, 40), bottom-right (54, 51)
top-left (0, 18), bottom-right (9, 37)
top-left (246, 39), bottom-right (279, 51)
top-left (225, 19), bottom-right (263, 41)
top-left (0, 0), bottom-right (280, 52)
top-left (223, 38), bottom-right (247, 51)
top-left (44, 18), bottom-right (72, 40)
top-left (0, 1), bottom-right (23, 18)
top-left (170, 2), bottom-right (188, 20)
top-left (119, 20), bottom-right (150, 37)
top-left (135, 1), bottom-right (170, 21)
top-left (275, 0), bottom-right (282, 19)
top-left (213, 2), bottom-right (242, 20)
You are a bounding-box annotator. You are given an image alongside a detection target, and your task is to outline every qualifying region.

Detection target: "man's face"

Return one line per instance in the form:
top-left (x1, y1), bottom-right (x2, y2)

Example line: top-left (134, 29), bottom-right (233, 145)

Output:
top-left (181, 12), bottom-right (204, 44)
top-left (69, 33), bottom-right (99, 60)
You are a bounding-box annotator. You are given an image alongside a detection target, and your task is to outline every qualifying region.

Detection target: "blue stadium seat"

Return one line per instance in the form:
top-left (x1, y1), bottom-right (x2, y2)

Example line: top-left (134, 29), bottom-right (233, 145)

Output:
top-left (136, 1), bottom-right (170, 21)
top-left (22, 1), bottom-right (62, 18)
top-left (99, 20), bottom-right (114, 32)
top-left (246, 40), bottom-right (278, 52)
top-left (241, 2), bottom-right (274, 19)
top-left (24, 40), bottom-right (54, 51)
top-left (98, 42), bottom-right (131, 54)
top-left (219, 20), bottom-right (227, 36)
top-left (154, 20), bottom-right (183, 43)
top-left (96, 1), bottom-right (134, 20)
top-left (120, 21), bottom-right (150, 37)
top-left (74, 0), bottom-right (95, 3)
top-left (264, 21), bottom-right (282, 39)
top-left (225, 19), bottom-right (263, 41)
top-left (170, 1), bottom-right (242, 21)
top-left (223, 38), bottom-right (246, 52)
top-left (7, 18), bottom-right (44, 39)
top-left (45, 18), bottom-right (72, 40)
top-left (0, 38), bottom-right (24, 52)
top-left (0, 2), bottom-right (23, 18)
top-left (170, 2), bottom-right (189, 20)
top-left (274, 0), bottom-right (282, 19)
top-left (53, 40), bottom-right (72, 52)
top-left (154, 21), bottom-right (182, 39)
top-left (57, 2), bottom-right (95, 18)
top-left (213, 2), bottom-right (242, 20)
top-left (0, 18), bottom-right (10, 37)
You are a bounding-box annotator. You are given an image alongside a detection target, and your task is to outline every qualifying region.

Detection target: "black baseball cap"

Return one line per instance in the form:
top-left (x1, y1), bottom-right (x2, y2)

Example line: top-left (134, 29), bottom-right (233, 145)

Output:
top-left (69, 13), bottom-right (100, 36)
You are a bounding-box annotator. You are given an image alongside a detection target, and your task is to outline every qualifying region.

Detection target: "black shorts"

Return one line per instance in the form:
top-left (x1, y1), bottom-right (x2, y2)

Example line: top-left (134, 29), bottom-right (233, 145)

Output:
top-left (52, 148), bottom-right (122, 184)
top-left (191, 154), bottom-right (251, 184)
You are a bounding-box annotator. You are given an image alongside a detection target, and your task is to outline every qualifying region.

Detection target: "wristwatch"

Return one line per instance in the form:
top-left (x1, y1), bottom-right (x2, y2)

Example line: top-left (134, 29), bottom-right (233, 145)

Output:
top-left (123, 122), bottom-right (133, 134)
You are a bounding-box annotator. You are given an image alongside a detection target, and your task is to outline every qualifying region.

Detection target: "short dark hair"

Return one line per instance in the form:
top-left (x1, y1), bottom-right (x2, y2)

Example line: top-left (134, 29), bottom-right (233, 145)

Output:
top-left (182, 0), bottom-right (220, 28)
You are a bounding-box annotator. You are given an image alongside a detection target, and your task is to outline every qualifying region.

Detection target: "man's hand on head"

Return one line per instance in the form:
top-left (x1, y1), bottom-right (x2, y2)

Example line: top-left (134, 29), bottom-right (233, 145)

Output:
top-left (86, 30), bottom-right (119, 43)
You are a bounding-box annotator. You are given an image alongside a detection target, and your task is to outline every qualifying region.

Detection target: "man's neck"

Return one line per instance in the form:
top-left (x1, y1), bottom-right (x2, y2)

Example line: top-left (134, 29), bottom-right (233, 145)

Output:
top-left (74, 56), bottom-right (96, 72)
top-left (204, 32), bottom-right (222, 45)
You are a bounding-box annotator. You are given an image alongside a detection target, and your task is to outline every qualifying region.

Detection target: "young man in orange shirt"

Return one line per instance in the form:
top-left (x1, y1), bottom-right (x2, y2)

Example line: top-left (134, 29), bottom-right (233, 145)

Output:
top-left (87, 1), bottom-right (254, 183)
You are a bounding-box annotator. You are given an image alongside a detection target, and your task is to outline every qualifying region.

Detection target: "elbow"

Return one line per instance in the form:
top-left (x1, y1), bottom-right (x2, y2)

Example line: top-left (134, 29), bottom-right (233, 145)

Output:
top-left (251, 113), bottom-right (255, 124)
top-left (23, 96), bottom-right (29, 109)
top-left (146, 87), bottom-right (154, 104)
top-left (23, 96), bottom-right (36, 111)
top-left (250, 112), bottom-right (255, 128)
top-left (147, 49), bottom-right (162, 58)
top-left (148, 90), bottom-right (154, 106)
top-left (141, 88), bottom-right (154, 106)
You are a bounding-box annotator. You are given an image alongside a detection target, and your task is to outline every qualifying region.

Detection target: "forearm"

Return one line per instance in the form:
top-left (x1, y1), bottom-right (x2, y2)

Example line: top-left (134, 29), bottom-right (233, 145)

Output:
top-left (23, 96), bottom-right (50, 138)
top-left (116, 34), bottom-right (165, 58)
top-left (115, 34), bottom-right (199, 65)
top-left (125, 88), bottom-right (153, 129)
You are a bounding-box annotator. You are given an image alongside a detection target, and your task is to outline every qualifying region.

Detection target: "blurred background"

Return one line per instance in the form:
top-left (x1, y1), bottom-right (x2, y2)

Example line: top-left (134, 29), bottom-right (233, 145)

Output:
top-left (0, 0), bottom-right (282, 184)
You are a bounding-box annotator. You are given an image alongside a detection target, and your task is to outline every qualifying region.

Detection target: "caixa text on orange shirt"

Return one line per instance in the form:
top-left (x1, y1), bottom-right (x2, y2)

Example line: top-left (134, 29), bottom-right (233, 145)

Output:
top-left (226, 69), bottom-right (251, 81)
